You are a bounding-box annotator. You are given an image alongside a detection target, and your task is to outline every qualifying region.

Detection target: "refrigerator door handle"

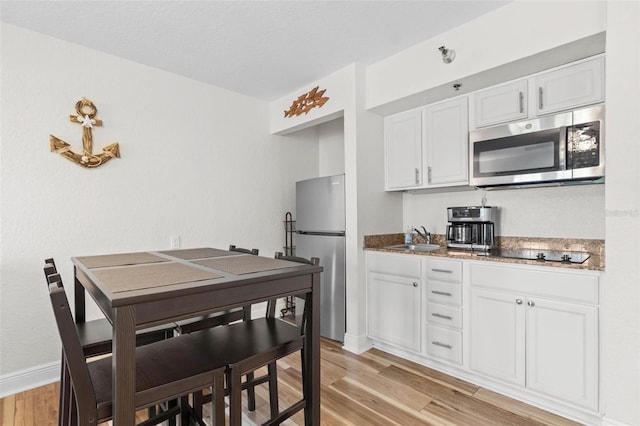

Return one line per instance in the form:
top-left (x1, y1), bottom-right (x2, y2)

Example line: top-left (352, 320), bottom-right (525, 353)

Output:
top-left (297, 231), bottom-right (346, 237)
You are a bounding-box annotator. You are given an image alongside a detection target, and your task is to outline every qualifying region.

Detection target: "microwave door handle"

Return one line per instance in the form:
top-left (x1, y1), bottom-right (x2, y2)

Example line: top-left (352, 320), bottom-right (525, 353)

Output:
top-left (560, 125), bottom-right (569, 171)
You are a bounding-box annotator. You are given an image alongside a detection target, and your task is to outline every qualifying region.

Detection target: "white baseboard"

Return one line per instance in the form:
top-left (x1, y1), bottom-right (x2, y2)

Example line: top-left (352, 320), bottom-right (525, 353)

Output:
top-left (0, 361), bottom-right (59, 398)
top-left (601, 417), bottom-right (633, 426)
top-left (342, 332), bottom-right (373, 354)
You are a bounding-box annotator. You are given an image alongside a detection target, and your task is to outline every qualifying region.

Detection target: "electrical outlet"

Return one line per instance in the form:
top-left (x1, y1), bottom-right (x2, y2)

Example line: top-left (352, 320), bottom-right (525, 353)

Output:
top-left (170, 235), bottom-right (181, 249)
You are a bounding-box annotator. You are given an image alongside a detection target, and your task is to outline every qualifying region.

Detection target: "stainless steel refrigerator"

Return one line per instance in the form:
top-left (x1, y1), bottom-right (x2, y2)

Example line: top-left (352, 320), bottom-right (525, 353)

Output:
top-left (295, 174), bottom-right (346, 342)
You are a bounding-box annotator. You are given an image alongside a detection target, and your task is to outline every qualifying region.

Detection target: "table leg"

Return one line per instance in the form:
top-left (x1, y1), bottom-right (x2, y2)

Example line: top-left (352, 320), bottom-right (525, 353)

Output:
top-left (113, 305), bottom-right (136, 425)
top-left (304, 272), bottom-right (321, 425)
top-left (73, 267), bottom-right (85, 323)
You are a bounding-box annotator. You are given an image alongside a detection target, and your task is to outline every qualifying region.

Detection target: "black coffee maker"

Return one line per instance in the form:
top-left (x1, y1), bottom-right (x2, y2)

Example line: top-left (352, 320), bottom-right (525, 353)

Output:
top-left (446, 206), bottom-right (496, 251)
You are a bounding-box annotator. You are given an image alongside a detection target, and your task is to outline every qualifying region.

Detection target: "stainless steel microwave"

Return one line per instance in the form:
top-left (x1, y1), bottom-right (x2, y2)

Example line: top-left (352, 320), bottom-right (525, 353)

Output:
top-left (469, 105), bottom-right (604, 188)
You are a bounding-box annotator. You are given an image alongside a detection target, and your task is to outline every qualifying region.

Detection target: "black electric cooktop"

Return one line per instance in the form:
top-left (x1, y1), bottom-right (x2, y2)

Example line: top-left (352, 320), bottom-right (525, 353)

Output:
top-left (487, 249), bottom-right (591, 264)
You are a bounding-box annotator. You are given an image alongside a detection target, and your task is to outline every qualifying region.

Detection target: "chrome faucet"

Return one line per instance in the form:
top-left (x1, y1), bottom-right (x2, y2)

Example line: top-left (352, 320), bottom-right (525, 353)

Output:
top-left (414, 226), bottom-right (431, 244)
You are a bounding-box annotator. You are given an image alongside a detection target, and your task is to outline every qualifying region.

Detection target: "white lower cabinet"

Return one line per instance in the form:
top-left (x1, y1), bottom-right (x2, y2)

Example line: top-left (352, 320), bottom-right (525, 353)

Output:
top-left (470, 263), bottom-right (599, 412)
top-left (470, 288), bottom-right (526, 386)
top-left (424, 258), bottom-right (464, 365)
top-left (367, 253), bottom-right (421, 352)
top-left (525, 297), bottom-right (598, 410)
top-left (366, 252), bottom-right (601, 418)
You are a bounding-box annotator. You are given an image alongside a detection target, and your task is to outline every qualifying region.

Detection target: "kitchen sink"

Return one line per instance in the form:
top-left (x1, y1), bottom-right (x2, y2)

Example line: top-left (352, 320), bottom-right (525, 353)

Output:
top-left (384, 244), bottom-right (443, 252)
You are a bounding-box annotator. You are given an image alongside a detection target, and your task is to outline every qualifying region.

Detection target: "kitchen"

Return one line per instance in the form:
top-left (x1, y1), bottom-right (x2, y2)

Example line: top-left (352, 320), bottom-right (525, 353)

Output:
top-left (1, 1), bottom-right (639, 426)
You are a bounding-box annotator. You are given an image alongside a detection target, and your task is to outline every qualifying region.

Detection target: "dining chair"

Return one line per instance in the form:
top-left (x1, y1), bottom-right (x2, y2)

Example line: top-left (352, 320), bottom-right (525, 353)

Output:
top-left (227, 252), bottom-right (319, 425)
top-left (192, 252), bottom-right (319, 425)
top-left (44, 259), bottom-right (173, 357)
top-left (44, 258), bottom-right (178, 425)
top-left (46, 270), bottom-right (228, 426)
top-left (180, 244), bottom-right (259, 416)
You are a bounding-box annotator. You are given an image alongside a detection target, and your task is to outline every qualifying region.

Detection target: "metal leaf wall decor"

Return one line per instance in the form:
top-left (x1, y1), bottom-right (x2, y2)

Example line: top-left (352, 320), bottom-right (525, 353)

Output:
top-left (284, 86), bottom-right (329, 117)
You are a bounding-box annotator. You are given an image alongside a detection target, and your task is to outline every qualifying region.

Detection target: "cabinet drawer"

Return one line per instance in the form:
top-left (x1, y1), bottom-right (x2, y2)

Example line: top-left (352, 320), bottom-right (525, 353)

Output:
top-left (427, 302), bottom-right (462, 329)
top-left (426, 325), bottom-right (462, 365)
top-left (368, 252), bottom-right (421, 278)
top-left (426, 258), bottom-right (462, 283)
top-left (470, 263), bottom-right (599, 304)
top-left (427, 281), bottom-right (462, 306)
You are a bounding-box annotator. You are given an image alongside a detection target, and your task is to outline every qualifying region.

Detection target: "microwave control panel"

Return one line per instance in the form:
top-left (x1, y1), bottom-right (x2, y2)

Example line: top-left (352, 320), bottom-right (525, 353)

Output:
top-left (569, 121), bottom-right (600, 169)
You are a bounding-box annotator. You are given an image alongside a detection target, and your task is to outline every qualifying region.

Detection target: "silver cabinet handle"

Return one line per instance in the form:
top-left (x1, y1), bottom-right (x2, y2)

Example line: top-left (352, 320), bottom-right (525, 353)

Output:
top-left (432, 341), bottom-right (453, 349)
top-left (519, 91), bottom-right (524, 113)
top-left (427, 166), bottom-right (432, 183)
top-left (431, 268), bottom-right (453, 274)
top-left (415, 168), bottom-right (420, 185)
top-left (527, 300), bottom-right (535, 307)
top-left (431, 290), bottom-right (453, 296)
top-left (412, 282), bottom-right (418, 287)
top-left (516, 299), bottom-right (523, 305)
top-left (432, 313), bottom-right (453, 320)
top-left (538, 87), bottom-right (543, 109)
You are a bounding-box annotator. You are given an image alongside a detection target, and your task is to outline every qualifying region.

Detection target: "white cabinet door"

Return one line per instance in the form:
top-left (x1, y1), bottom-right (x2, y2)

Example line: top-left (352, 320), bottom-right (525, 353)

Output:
top-left (424, 97), bottom-right (469, 186)
top-left (384, 109), bottom-right (422, 190)
top-left (368, 272), bottom-right (421, 352)
top-left (534, 57), bottom-right (604, 115)
top-left (471, 79), bottom-right (527, 128)
top-left (526, 297), bottom-right (599, 411)
top-left (470, 288), bottom-right (526, 386)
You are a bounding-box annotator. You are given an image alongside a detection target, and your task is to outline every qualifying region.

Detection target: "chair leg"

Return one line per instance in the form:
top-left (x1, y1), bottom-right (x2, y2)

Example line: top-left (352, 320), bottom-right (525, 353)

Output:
top-left (58, 354), bottom-right (71, 426)
top-left (211, 369), bottom-right (225, 426)
top-left (180, 395), bottom-right (190, 425)
top-left (267, 361), bottom-right (279, 419)
top-left (192, 390), bottom-right (204, 420)
top-left (69, 387), bottom-right (78, 426)
top-left (167, 399), bottom-right (178, 426)
top-left (229, 369), bottom-right (242, 426)
top-left (246, 371), bottom-right (256, 411)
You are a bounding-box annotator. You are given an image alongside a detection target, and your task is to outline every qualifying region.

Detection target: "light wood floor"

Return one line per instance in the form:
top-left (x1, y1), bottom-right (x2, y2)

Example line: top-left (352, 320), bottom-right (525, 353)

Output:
top-left (0, 338), bottom-right (583, 425)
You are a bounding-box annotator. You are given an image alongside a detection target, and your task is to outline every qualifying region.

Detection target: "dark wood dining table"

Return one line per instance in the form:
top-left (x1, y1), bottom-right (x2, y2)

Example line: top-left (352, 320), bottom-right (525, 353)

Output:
top-left (71, 247), bottom-right (322, 425)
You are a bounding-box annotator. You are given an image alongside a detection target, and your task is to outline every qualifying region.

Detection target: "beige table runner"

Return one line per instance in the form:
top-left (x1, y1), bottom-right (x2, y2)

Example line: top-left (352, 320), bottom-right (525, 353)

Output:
top-left (77, 252), bottom-right (169, 269)
top-left (194, 256), bottom-right (301, 275)
top-left (159, 247), bottom-right (236, 260)
top-left (91, 262), bottom-right (223, 293)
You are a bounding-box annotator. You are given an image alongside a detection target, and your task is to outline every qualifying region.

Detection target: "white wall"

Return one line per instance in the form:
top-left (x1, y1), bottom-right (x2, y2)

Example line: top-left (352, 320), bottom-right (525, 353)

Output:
top-left (404, 185), bottom-right (605, 239)
top-left (0, 23), bottom-right (319, 379)
top-left (366, 0), bottom-right (607, 110)
top-left (318, 117), bottom-right (344, 176)
top-left (603, 2), bottom-right (640, 425)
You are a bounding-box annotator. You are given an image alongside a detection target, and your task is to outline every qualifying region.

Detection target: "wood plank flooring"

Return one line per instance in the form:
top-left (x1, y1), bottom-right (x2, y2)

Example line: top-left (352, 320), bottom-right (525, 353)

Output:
top-left (0, 338), bottom-right (583, 425)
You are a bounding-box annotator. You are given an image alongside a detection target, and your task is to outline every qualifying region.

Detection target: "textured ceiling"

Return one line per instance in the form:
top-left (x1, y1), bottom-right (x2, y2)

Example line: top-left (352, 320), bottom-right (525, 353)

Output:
top-left (1, 1), bottom-right (509, 101)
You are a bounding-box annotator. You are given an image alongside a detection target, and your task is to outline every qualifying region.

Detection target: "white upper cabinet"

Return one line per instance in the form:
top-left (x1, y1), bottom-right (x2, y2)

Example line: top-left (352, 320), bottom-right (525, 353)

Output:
top-left (384, 97), bottom-right (468, 191)
top-left (534, 57), bottom-right (605, 115)
top-left (384, 109), bottom-right (422, 190)
top-left (470, 79), bottom-right (528, 128)
top-left (424, 97), bottom-right (469, 187)
top-left (469, 56), bottom-right (605, 129)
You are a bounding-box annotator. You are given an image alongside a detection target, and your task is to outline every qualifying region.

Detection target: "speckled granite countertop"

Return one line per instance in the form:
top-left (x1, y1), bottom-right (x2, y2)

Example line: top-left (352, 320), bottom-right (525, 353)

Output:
top-left (364, 233), bottom-right (605, 271)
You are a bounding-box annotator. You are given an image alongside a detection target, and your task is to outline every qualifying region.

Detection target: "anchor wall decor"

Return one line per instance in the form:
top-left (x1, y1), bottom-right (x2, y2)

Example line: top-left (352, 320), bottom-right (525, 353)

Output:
top-left (283, 86), bottom-right (329, 117)
top-left (49, 98), bottom-right (120, 168)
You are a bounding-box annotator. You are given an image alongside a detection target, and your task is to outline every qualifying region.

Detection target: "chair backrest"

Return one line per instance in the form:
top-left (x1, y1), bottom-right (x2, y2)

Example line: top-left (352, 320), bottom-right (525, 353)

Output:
top-left (46, 271), bottom-right (99, 422)
top-left (274, 251), bottom-right (320, 266)
top-left (43, 258), bottom-right (57, 282)
top-left (270, 252), bottom-right (319, 322)
top-left (229, 245), bottom-right (259, 255)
